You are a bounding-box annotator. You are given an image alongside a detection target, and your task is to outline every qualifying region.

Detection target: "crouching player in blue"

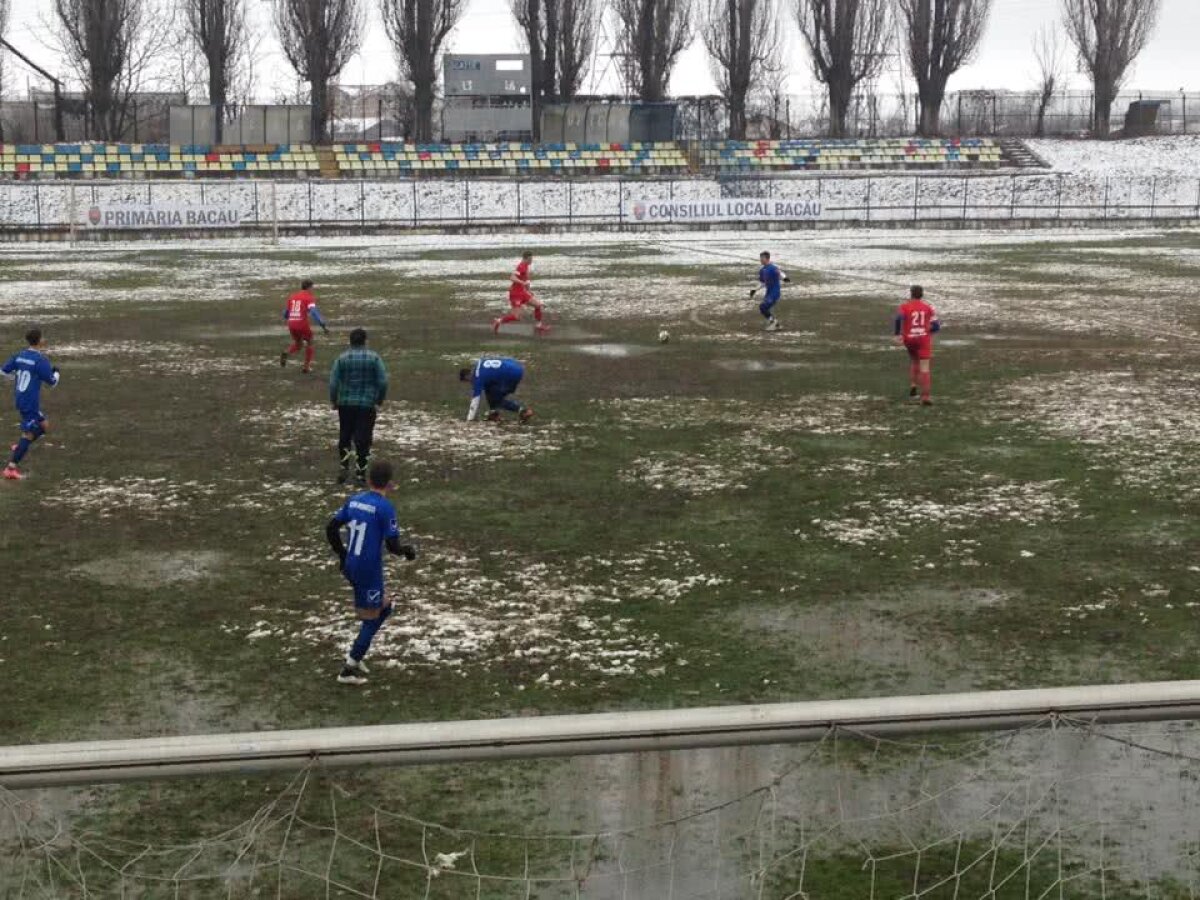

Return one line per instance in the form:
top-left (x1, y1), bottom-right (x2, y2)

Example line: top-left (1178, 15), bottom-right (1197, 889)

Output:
top-left (459, 356), bottom-right (534, 424)
top-left (749, 251), bottom-right (791, 332)
top-left (2, 328), bottom-right (60, 481)
top-left (325, 460), bottom-right (418, 685)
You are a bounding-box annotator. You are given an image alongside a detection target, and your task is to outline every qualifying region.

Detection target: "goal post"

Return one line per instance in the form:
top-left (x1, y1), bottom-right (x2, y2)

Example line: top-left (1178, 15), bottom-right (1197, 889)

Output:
top-left (3, 680), bottom-right (1200, 789)
top-left (4, 681), bottom-right (1200, 898)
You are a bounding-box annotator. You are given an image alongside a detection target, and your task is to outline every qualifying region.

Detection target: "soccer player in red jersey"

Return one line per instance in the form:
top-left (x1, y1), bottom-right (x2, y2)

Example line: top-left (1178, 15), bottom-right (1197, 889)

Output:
top-left (280, 279), bottom-right (329, 374)
top-left (894, 285), bottom-right (940, 406)
top-left (493, 251), bottom-right (549, 335)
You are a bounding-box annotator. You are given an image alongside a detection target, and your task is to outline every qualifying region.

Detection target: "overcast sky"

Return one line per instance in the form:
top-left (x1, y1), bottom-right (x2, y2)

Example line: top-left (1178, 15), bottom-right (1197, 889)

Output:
top-left (8, 0), bottom-right (1200, 102)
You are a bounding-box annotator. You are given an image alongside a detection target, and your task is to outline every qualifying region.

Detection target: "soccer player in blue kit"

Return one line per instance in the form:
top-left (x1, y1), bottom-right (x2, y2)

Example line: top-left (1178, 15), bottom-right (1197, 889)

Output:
top-left (325, 460), bottom-right (418, 685)
top-left (749, 251), bottom-right (790, 332)
top-left (459, 356), bottom-right (534, 424)
top-left (2, 328), bottom-right (60, 481)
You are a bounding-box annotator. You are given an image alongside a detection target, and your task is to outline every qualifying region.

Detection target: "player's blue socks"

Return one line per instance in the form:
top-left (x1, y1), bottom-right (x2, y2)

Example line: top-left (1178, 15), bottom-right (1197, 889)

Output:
top-left (349, 606), bottom-right (392, 662)
top-left (10, 437), bottom-right (32, 465)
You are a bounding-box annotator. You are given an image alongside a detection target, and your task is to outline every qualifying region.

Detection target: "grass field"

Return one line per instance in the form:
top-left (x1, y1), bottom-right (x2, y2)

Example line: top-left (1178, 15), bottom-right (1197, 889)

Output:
top-left (3, 226), bottom-right (1200, 897)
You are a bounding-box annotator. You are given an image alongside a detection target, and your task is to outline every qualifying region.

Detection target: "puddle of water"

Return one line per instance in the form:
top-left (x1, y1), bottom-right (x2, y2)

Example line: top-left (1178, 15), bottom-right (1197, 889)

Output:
top-left (465, 322), bottom-right (602, 340)
top-left (715, 359), bottom-right (809, 372)
top-left (569, 343), bottom-right (655, 358)
top-left (73, 550), bottom-right (230, 589)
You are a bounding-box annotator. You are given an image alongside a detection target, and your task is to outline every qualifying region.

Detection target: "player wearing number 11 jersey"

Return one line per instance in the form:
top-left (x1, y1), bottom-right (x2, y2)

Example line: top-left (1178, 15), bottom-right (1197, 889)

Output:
top-left (325, 460), bottom-right (418, 685)
top-left (2, 328), bottom-right (60, 481)
top-left (894, 285), bottom-right (940, 406)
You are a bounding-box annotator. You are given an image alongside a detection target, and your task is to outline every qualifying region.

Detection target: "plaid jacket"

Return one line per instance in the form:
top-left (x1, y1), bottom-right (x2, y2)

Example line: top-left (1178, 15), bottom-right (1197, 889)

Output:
top-left (329, 348), bottom-right (388, 408)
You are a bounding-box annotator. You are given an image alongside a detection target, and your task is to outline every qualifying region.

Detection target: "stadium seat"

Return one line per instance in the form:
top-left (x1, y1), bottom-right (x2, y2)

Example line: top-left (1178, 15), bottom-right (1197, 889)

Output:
top-left (704, 137), bottom-right (1008, 173)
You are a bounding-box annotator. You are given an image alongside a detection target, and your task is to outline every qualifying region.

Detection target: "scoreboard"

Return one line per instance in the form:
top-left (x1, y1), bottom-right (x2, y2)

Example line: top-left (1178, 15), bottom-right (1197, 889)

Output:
top-left (443, 55), bottom-right (531, 99)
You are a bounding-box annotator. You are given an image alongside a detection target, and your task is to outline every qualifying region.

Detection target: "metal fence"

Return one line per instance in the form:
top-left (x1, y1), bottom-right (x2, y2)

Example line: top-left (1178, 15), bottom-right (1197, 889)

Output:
top-left (757, 89), bottom-right (1200, 141)
top-left (4, 174), bottom-right (1200, 236)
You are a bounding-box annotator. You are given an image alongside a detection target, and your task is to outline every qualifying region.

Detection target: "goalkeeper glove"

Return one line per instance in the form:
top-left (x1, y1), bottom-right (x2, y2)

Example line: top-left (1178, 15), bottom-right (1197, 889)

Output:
top-left (748, 288), bottom-right (758, 298)
top-left (399, 542), bottom-right (418, 561)
top-left (321, 325), bottom-right (330, 335)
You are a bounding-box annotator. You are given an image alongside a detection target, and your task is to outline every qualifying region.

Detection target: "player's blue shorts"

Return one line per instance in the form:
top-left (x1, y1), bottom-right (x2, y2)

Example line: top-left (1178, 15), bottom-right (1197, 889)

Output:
top-left (18, 411), bottom-right (45, 434)
top-left (485, 381), bottom-right (521, 410)
top-left (351, 581), bottom-right (386, 611)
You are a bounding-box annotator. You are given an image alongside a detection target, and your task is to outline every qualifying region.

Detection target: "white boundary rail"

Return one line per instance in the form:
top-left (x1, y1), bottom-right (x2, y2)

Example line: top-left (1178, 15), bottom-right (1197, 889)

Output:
top-left (2, 681), bottom-right (1200, 789)
top-left (2, 174), bottom-right (1200, 235)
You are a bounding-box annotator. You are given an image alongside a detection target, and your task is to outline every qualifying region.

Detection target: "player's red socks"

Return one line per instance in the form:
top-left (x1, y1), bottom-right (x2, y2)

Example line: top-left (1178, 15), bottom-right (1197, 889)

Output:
top-left (304, 345), bottom-right (315, 369)
top-left (499, 312), bottom-right (520, 325)
top-left (533, 306), bottom-right (544, 323)
top-left (287, 342), bottom-right (299, 355)
top-left (919, 371), bottom-right (932, 400)
top-left (909, 361), bottom-right (919, 389)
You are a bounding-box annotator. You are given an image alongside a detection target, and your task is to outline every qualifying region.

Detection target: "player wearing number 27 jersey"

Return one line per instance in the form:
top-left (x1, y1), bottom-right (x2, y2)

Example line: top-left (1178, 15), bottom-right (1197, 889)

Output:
top-left (894, 285), bottom-right (940, 406)
top-left (2, 328), bottom-right (60, 481)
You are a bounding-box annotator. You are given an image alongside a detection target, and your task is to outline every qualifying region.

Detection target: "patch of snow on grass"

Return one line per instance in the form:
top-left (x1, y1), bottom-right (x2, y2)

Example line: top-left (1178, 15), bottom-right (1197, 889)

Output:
top-left (811, 480), bottom-right (1078, 551)
top-left (245, 401), bottom-right (586, 466)
top-left (1000, 370), bottom-right (1200, 497)
top-left (231, 540), bottom-right (726, 681)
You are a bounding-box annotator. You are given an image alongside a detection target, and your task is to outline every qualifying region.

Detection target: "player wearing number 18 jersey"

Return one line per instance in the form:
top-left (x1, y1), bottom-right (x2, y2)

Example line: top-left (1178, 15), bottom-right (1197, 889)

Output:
top-left (280, 279), bottom-right (328, 374)
top-left (493, 251), bottom-right (549, 335)
top-left (325, 460), bottom-right (417, 685)
top-left (2, 328), bottom-right (60, 481)
top-left (894, 285), bottom-right (940, 406)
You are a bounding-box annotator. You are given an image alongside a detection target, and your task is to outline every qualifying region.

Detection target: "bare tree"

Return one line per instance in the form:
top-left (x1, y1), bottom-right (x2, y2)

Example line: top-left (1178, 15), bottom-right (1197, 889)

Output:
top-left (274, 0), bottom-right (363, 143)
top-left (895, 0), bottom-right (992, 135)
top-left (702, 0), bottom-right (781, 138)
top-left (381, 0), bottom-right (464, 142)
top-left (1062, 0), bottom-right (1160, 137)
top-left (511, 0), bottom-right (552, 138)
top-left (182, 0), bottom-right (249, 142)
top-left (557, 0), bottom-right (599, 99)
top-left (513, 0), bottom-right (599, 135)
top-left (0, 0), bottom-right (9, 142)
top-left (796, 0), bottom-right (889, 137)
top-left (613, 0), bottom-right (694, 101)
top-left (54, 0), bottom-right (171, 140)
top-left (1032, 25), bottom-right (1063, 137)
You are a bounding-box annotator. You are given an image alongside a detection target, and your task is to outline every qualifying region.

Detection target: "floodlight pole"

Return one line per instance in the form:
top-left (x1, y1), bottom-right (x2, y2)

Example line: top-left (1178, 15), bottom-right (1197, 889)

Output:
top-left (0, 39), bottom-right (66, 141)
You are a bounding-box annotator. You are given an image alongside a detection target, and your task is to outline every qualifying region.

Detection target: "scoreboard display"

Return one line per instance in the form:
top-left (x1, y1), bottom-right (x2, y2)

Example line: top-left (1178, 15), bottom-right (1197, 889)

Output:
top-left (444, 55), bottom-right (531, 98)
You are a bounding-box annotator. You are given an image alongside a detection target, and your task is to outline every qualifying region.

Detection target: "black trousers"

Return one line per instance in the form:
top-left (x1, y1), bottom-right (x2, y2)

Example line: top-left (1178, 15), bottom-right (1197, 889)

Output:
top-left (337, 406), bottom-right (377, 472)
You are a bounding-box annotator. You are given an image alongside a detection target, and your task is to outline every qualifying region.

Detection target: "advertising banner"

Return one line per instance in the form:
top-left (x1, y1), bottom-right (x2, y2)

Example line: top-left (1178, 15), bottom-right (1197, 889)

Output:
top-left (624, 197), bottom-right (822, 224)
top-left (81, 202), bottom-right (243, 229)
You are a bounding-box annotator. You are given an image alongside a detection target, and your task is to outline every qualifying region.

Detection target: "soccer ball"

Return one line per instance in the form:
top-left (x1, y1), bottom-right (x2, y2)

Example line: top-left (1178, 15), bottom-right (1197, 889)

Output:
top-left (657, 330), bottom-right (670, 344)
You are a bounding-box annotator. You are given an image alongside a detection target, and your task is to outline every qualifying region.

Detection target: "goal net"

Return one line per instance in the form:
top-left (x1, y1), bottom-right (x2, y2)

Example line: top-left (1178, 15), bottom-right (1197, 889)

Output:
top-left (2, 714), bottom-right (1197, 898)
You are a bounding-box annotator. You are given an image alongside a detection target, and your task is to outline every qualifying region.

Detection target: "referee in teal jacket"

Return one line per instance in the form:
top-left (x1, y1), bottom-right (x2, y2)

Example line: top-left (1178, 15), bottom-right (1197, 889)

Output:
top-left (329, 328), bottom-right (388, 486)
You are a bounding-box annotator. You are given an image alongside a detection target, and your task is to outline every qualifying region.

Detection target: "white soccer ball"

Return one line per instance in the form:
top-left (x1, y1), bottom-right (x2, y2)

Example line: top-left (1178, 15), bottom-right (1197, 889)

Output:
top-left (658, 330), bottom-right (670, 344)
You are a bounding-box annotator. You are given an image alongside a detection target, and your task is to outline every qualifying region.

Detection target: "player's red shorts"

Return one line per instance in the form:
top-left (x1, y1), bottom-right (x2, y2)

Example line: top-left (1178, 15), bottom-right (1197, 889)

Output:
top-left (288, 324), bottom-right (313, 343)
top-left (508, 290), bottom-right (533, 308)
top-left (905, 337), bottom-right (932, 361)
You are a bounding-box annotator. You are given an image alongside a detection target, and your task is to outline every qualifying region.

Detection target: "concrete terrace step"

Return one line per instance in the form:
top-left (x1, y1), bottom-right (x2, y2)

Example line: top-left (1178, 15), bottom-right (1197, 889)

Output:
top-left (1000, 139), bottom-right (1052, 169)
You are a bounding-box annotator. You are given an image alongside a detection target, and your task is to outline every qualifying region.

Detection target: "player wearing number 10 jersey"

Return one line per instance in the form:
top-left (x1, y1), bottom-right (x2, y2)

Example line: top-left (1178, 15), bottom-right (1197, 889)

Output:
top-left (325, 460), bottom-right (417, 685)
top-left (894, 285), bottom-right (940, 406)
top-left (2, 328), bottom-right (60, 481)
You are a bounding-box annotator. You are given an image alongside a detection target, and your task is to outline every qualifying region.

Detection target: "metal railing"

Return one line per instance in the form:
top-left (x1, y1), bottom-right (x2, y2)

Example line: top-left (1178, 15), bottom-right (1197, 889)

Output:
top-left (3, 681), bottom-right (1200, 788)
